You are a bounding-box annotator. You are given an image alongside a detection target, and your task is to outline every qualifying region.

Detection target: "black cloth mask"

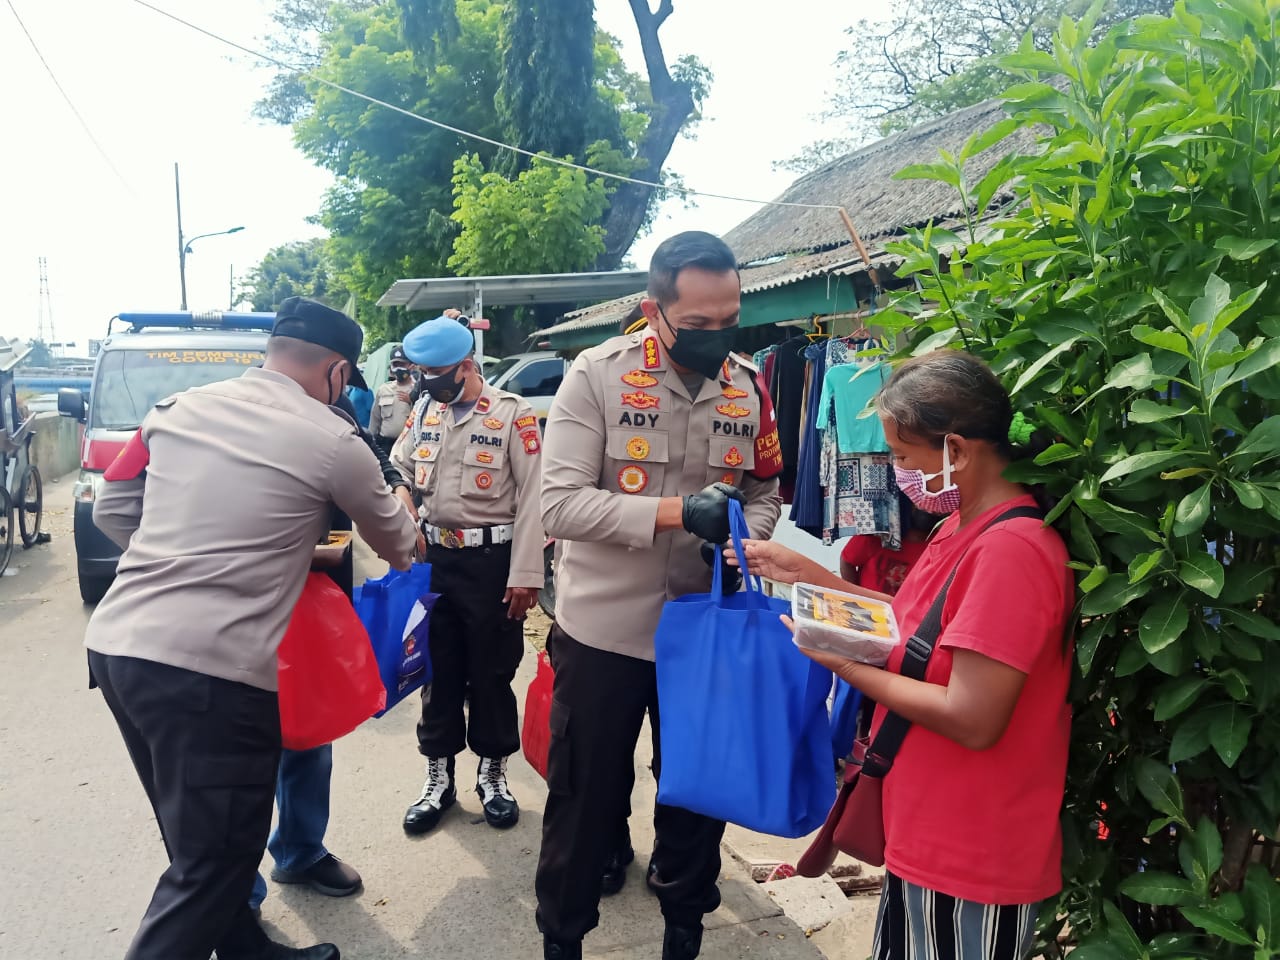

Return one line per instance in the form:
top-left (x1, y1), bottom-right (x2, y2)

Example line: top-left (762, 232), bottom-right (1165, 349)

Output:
top-left (659, 305), bottom-right (737, 381)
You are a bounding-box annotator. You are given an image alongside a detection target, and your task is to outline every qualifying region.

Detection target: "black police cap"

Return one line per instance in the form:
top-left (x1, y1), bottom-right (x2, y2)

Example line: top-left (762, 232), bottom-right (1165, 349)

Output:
top-left (271, 296), bottom-right (368, 390)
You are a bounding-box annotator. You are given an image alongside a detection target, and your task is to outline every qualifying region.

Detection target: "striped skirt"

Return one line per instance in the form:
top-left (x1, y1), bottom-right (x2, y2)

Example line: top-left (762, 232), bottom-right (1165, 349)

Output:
top-left (873, 872), bottom-right (1039, 960)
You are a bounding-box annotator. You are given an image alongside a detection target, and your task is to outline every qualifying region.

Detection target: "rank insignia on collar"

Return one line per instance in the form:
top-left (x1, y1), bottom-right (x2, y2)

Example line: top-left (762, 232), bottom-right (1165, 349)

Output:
top-left (721, 386), bottom-right (748, 400)
top-left (642, 336), bottom-right (661, 370)
top-left (720, 360), bottom-right (732, 382)
top-left (476, 396), bottom-right (491, 413)
top-left (724, 446), bottom-right (745, 467)
top-left (621, 390), bottom-right (660, 410)
top-left (626, 436), bottom-right (650, 460)
top-left (621, 369), bottom-right (659, 388)
top-left (483, 416), bottom-right (504, 430)
top-left (618, 465), bottom-right (649, 494)
top-left (475, 471), bottom-right (494, 490)
top-left (715, 402), bottom-right (751, 419)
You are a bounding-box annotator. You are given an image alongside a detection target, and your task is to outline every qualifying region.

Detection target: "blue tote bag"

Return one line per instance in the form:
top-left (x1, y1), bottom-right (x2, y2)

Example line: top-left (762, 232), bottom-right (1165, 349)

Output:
top-left (654, 501), bottom-right (835, 838)
top-left (353, 562), bottom-right (437, 717)
top-left (829, 680), bottom-right (863, 760)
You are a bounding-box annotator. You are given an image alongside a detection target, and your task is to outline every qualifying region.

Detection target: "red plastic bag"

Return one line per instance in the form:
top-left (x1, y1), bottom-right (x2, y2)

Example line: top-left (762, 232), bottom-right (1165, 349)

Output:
top-left (278, 573), bottom-right (387, 751)
top-left (522, 650), bottom-right (554, 780)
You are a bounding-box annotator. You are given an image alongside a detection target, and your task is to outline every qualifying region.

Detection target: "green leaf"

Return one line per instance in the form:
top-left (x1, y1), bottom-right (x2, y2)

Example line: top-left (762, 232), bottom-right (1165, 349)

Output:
top-left (1229, 479), bottom-right (1265, 509)
top-left (1081, 564), bottom-right (1110, 592)
top-left (1076, 497), bottom-right (1162, 543)
top-left (1103, 901), bottom-right (1146, 957)
top-left (1120, 870), bottom-right (1197, 906)
top-left (894, 162), bottom-right (961, 188)
top-left (1154, 675), bottom-right (1207, 721)
top-left (1243, 865), bottom-right (1280, 946)
top-left (961, 117), bottom-right (1021, 160)
top-left (1170, 709), bottom-right (1214, 762)
top-left (1076, 615), bottom-right (1111, 674)
top-left (1132, 324), bottom-right (1192, 358)
top-left (1135, 757), bottom-right (1185, 820)
top-left (1130, 399), bottom-right (1196, 423)
top-left (1209, 704), bottom-right (1252, 767)
top-left (1173, 485), bottom-right (1212, 537)
top-left (1179, 553), bottom-right (1226, 599)
top-left (1128, 550), bottom-right (1165, 584)
top-left (1214, 236), bottom-right (1277, 260)
top-left (1222, 609), bottom-right (1280, 641)
top-left (1153, 288), bottom-right (1193, 337)
top-left (1080, 573), bottom-right (1152, 616)
top-left (1188, 816), bottom-right (1224, 878)
top-left (1181, 906), bottom-right (1256, 946)
top-left (1107, 352), bottom-right (1163, 392)
top-left (1100, 450), bottom-right (1192, 484)
top-left (1034, 442), bottom-right (1081, 465)
top-left (1161, 467), bottom-right (1214, 480)
top-left (912, 327), bottom-right (960, 355)
top-left (1139, 596), bottom-right (1190, 653)
top-left (1215, 338), bottom-right (1280, 397)
top-left (1217, 668), bottom-right (1250, 701)
top-left (1012, 337), bottom-right (1080, 395)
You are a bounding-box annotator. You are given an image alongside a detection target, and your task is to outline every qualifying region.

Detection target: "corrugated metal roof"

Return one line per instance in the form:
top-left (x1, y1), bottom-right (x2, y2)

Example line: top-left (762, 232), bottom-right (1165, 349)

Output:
top-left (378, 270), bottom-right (649, 311)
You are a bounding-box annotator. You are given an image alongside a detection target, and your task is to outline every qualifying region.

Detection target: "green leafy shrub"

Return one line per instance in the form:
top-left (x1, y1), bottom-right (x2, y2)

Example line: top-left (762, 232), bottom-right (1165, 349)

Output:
top-left (874, 1), bottom-right (1280, 954)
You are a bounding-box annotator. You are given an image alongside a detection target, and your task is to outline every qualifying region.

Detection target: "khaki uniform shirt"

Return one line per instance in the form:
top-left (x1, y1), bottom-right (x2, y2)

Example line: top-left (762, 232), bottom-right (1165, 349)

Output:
top-left (370, 379), bottom-right (415, 439)
top-left (391, 380), bottom-right (544, 590)
top-left (84, 367), bottom-right (418, 692)
top-left (541, 331), bottom-right (783, 661)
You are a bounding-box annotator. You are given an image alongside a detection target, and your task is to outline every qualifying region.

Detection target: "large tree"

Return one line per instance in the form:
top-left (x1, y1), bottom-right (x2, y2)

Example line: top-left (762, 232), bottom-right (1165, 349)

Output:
top-left (780, 0), bottom-right (1173, 174)
top-left (396, 0), bottom-right (711, 268)
top-left (237, 238), bottom-right (337, 312)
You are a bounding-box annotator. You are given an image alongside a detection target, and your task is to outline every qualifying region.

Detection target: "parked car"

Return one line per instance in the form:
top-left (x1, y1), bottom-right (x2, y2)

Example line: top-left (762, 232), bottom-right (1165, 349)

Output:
top-left (58, 311), bottom-right (273, 603)
top-left (484, 351), bottom-right (568, 428)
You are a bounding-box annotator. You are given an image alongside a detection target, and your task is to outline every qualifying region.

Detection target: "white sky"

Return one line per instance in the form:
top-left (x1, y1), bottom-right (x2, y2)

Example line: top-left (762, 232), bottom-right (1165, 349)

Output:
top-left (2, 0), bottom-right (886, 352)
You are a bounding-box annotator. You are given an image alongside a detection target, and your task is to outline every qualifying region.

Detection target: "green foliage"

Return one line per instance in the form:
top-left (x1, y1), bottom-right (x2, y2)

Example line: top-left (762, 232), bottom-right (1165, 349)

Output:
top-left (872, 1), bottom-right (1280, 953)
top-left (448, 150), bottom-right (612, 276)
top-left (783, 0), bottom-right (1172, 174)
top-left (237, 238), bottom-right (338, 312)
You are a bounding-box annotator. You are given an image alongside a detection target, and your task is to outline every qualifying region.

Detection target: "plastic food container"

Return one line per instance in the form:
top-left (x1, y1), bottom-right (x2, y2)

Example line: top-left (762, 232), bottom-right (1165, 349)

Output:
top-left (790, 583), bottom-right (900, 667)
top-left (312, 531), bottom-right (353, 569)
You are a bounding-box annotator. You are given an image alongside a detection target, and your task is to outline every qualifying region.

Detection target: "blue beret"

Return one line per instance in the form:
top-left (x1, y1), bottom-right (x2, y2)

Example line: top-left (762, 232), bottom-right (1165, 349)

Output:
top-left (402, 315), bottom-right (474, 367)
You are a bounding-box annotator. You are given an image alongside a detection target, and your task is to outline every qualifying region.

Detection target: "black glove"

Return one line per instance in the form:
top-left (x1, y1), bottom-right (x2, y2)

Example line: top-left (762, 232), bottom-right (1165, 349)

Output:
top-left (682, 482), bottom-right (745, 544)
top-left (700, 541), bottom-right (743, 595)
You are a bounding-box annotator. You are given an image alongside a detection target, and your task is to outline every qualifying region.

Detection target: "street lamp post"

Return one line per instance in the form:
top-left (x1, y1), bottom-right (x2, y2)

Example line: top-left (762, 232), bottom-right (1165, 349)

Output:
top-left (174, 162), bottom-right (244, 310)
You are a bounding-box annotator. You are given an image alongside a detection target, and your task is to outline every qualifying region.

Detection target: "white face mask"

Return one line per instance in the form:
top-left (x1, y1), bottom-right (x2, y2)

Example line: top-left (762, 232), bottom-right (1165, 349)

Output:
top-left (894, 436), bottom-right (962, 514)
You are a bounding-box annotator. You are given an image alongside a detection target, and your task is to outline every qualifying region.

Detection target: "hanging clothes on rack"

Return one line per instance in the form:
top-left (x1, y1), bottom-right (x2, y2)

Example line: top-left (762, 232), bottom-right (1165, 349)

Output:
top-left (771, 335), bottom-right (810, 501)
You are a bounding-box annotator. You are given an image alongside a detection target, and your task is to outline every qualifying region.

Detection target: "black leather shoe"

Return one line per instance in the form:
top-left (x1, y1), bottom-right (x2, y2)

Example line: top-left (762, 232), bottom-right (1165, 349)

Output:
top-left (224, 940), bottom-right (341, 959)
top-left (601, 845), bottom-right (635, 897)
top-left (404, 756), bottom-right (457, 835)
top-left (270, 853), bottom-right (362, 897)
top-left (662, 924), bottom-right (703, 960)
top-left (543, 938), bottom-right (582, 960)
top-left (476, 756), bottom-right (520, 829)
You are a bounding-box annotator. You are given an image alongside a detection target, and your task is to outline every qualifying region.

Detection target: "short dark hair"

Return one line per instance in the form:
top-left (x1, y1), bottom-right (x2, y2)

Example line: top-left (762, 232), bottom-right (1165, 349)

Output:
top-left (619, 303), bottom-right (646, 333)
top-left (878, 351), bottom-right (1014, 456)
top-left (648, 231), bottom-right (738, 304)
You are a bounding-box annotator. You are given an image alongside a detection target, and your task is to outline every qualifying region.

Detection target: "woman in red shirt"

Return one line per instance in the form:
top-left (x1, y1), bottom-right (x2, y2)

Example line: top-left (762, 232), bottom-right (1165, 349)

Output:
top-left (739, 351), bottom-right (1073, 960)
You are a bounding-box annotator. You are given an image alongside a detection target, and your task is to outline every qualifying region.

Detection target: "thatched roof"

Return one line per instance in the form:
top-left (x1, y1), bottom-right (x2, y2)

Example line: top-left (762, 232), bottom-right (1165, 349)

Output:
top-left (723, 97), bottom-right (1037, 264)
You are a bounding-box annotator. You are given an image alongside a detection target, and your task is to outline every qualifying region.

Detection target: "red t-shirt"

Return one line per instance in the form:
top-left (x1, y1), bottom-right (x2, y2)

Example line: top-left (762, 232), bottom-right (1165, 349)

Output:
top-left (874, 495), bottom-right (1073, 905)
top-left (841, 535), bottom-right (927, 595)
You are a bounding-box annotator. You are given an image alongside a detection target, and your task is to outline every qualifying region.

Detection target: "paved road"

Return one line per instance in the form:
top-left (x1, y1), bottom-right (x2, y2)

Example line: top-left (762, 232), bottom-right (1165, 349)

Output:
top-left (0, 478), bottom-right (823, 959)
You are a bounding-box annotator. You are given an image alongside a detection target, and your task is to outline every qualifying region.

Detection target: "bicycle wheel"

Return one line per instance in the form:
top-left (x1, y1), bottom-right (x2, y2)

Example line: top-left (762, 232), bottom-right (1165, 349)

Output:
top-left (0, 488), bottom-right (13, 577)
top-left (18, 464), bottom-right (42, 547)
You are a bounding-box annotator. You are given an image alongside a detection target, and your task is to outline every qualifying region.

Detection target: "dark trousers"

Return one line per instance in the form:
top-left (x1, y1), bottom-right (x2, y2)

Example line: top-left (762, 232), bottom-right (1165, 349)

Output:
top-left (535, 626), bottom-right (726, 943)
top-left (88, 651), bottom-right (280, 960)
top-left (417, 541), bottom-right (524, 760)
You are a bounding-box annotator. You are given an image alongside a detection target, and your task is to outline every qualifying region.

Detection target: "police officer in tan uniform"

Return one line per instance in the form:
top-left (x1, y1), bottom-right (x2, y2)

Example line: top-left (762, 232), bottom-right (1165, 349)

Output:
top-left (535, 232), bottom-right (783, 960)
top-left (368, 345), bottom-right (416, 456)
top-left (391, 314), bottom-right (544, 835)
top-left (85, 298), bottom-right (418, 960)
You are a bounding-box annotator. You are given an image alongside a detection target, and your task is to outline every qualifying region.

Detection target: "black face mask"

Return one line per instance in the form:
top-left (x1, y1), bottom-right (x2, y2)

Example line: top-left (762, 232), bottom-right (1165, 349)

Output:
top-left (659, 305), bottom-right (737, 381)
top-left (324, 360), bottom-right (345, 406)
top-left (420, 363), bottom-right (465, 403)
top-left (392, 367), bottom-right (412, 381)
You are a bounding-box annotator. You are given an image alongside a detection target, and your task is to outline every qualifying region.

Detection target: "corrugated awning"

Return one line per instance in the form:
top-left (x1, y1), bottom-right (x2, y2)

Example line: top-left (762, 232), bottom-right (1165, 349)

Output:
top-left (378, 270), bottom-right (650, 312)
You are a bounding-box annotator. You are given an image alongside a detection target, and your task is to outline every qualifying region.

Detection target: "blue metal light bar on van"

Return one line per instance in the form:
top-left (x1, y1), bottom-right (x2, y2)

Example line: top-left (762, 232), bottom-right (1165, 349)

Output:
top-left (112, 311), bottom-right (277, 333)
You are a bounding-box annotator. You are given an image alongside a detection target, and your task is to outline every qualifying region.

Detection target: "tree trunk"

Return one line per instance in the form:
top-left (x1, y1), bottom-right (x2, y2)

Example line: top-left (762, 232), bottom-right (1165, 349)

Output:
top-left (597, 0), bottom-right (697, 270)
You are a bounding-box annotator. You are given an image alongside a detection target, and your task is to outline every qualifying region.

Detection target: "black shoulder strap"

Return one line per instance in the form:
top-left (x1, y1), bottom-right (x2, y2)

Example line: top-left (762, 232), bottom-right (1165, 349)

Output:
top-left (860, 505), bottom-right (1043, 778)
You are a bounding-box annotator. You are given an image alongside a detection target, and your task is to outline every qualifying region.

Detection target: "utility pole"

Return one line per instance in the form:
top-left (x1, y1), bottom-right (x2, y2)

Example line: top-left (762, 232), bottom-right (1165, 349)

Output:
top-left (175, 161), bottom-right (188, 310)
top-left (37, 257), bottom-right (57, 358)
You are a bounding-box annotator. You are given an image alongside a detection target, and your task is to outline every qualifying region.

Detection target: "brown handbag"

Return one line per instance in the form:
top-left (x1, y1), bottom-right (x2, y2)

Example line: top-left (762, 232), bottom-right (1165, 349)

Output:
top-left (796, 506), bottom-right (1043, 878)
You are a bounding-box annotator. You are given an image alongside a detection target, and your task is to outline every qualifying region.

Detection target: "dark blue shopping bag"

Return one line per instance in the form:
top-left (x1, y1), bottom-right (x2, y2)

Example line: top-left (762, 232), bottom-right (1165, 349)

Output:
top-left (654, 501), bottom-right (835, 838)
top-left (353, 563), bottom-right (437, 717)
top-left (830, 680), bottom-right (863, 760)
